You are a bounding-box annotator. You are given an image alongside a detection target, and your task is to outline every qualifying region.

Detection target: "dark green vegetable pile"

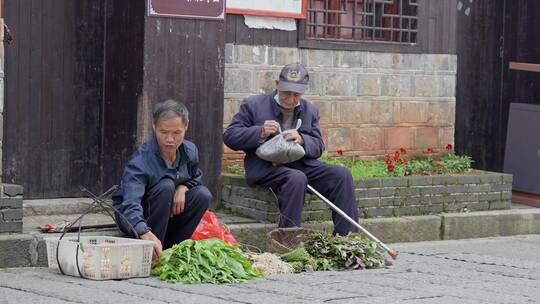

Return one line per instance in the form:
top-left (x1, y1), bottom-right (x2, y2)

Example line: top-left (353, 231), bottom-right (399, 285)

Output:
top-left (280, 232), bottom-right (384, 272)
top-left (153, 238), bottom-right (262, 284)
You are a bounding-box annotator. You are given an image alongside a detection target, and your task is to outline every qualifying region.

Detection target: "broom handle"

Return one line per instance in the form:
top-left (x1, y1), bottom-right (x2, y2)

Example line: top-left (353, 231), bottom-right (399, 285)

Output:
top-left (307, 184), bottom-right (393, 253)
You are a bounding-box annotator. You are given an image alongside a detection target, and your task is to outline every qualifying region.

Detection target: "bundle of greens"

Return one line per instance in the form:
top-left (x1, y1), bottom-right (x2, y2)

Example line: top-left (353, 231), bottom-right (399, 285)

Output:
top-left (305, 232), bottom-right (384, 270)
top-left (153, 238), bottom-right (262, 284)
top-left (279, 231), bottom-right (385, 272)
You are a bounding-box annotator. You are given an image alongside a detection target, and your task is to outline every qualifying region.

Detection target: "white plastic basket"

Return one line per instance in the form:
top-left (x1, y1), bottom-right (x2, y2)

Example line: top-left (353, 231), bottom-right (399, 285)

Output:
top-left (45, 236), bottom-right (154, 280)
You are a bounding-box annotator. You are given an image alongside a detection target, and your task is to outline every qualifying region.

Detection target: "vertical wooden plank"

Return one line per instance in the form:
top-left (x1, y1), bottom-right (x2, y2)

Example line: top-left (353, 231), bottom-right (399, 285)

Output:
top-left (455, 0), bottom-right (505, 171)
top-left (101, 0), bottom-right (144, 190)
top-left (142, 16), bottom-right (225, 203)
top-left (26, 0), bottom-right (44, 196)
top-left (225, 14), bottom-right (237, 44)
top-left (2, 0), bottom-right (21, 186)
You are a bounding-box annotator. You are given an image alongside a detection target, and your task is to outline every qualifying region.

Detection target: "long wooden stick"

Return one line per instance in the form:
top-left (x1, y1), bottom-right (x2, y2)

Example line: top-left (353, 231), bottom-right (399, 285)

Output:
top-left (307, 184), bottom-right (398, 260)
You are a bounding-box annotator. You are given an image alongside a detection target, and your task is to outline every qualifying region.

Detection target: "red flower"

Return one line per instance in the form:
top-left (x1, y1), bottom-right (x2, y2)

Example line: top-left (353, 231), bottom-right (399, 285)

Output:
top-left (336, 149), bottom-right (344, 156)
top-left (387, 164), bottom-right (395, 173)
top-left (426, 148), bottom-right (434, 154)
top-left (393, 150), bottom-right (400, 161)
top-left (385, 153), bottom-right (392, 164)
top-left (446, 144), bottom-right (453, 150)
top-left (436, 162), bottom-right (444, 169)
top-left (399, 147), bottom-right (407, 154)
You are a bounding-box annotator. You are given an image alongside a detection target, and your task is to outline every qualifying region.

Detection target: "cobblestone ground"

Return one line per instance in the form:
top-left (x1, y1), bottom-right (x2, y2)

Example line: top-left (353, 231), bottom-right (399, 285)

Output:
top-left (1, 235), bottom-right (539, 304)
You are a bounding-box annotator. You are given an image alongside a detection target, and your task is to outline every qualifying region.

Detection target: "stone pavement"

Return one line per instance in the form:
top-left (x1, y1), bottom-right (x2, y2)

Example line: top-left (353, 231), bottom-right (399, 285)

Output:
top-left (1, 234), bottom-right (539, 304)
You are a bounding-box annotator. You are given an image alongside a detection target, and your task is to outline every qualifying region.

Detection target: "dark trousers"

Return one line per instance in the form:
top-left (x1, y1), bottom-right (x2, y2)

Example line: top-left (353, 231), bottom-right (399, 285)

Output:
top-left (120, 179), bottom-right (211, 249)
top-left (256, 163), bottom-right (359, 236)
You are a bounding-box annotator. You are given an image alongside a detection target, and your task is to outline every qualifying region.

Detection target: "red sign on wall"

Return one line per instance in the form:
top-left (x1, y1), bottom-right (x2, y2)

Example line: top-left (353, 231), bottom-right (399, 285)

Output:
top-left (148, 0), bottom-right (225, 20)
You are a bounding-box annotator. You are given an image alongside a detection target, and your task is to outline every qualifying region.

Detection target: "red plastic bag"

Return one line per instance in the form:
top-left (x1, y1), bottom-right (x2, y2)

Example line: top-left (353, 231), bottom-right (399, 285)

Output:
top-left (190, 211), bottom-right (237, 244)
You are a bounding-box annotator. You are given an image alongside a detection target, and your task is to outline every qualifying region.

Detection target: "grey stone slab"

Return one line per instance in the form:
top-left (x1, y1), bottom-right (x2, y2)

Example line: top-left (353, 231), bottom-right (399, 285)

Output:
top-left (23, 197), bottom-right (95, 216)
top-left (2, 184), bottom-right (23, 197)
top-left (0, 286), bottom-right (74, 304)
top-left (0, 198), bottom-right (22, 209)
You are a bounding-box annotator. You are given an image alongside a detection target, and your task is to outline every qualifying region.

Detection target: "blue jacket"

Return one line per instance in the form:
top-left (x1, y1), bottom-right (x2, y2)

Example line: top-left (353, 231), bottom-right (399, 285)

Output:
top-left (223, 90), bottom-right (325, 185)
top-left (112, 137), bottom-right (203, 236)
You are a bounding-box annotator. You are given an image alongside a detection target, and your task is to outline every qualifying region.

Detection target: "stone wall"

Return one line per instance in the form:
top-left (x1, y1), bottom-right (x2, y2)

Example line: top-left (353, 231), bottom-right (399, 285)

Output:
top-left (0, 17), bottom-right (4, 178)
top-left (0, 184), bottom-right (23, 233)
top-left (223, 44), bottom-right (456, 164)
top-left (221, 172), bottom-right (512, 223)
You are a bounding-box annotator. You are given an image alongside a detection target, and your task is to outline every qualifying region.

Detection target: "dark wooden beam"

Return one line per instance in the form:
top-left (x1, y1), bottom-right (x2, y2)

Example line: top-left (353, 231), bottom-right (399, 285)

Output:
top-left (509, 61), bottom-right (540, 73)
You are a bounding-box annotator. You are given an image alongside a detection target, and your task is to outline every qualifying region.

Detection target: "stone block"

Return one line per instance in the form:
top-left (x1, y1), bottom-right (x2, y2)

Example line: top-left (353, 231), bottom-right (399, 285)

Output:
top-left (355, 178), bottom-right (381, 188)
top-left (370, 101), bottom-right (394, 123)
top-left (491, 183), bottom-right (512, 192)
top-left (223, 99), bottom-right (242, 124)
top-left (414, 127), bottom-right (439, 149)
top-left (0, 234), bottom-right (33, 267)
top-left (0, 208), bottom-right (23, 221)
top-left (272, 47), bottom-right (301, 66)
top-left (351, 127), bottom-right (384, 151)
top-left (320, 72), bottom-right (356, 96)
top-left (365, 207), bottom-right (394, 218)
top-left (385, 127), bottom-right (413, 149)
top-left (414, 75), bottom-right (438, 97)
top-left (305, 72), bottom-right (321, 96)
top-left (380, 75), bottom-right (413, 97)
top-left (431, 175), bottom-right (459, 185)
top-left (0, 221), bottom-right (22, 233)
top-left (361, 215), bottom-right (441, 243)
top-left (393, 206), bottom-right (421, 216)
top-left (439, 127), bottom-right (455, 148)
top-left (254, 70), bottom-right (279, 93)
top-left (457, 175), bottom-right (481, 184)
top-left (304, 49), bottom-right (334, 67)
top-left (419, 185), bottom-right (446, 195)
top-left (356, 74), bottom-right (380, 96)
top-left (467, 202), bottom-right (490, 211)
top-left (424, 54), bottom-right (451, 71)
top-left (418, 203), bottom-right (445, 214)
top-left (225, 43), bottom-right (234, 64)
top-left (235, 45), bottom-right (268, 64)
top-left (501, 174), bottom-right (513, 183)
top-left (367, 52), bottom-right (400, 69)
top-left (394, 101), bottom-right (427, 123)
top-left (379, 187), bottom-right (395, 197)
top-left (0, 197), bottom-right (22, 209)
top-left (478, 193), bottom-right (501, 201)
top-left (2, 184), bottom-right (23, 197)
top-left (468, 184), bottom-right (492, 193)
top-left (489, 200), bottom-right (511, 210)
top-left (444, 185), bottom-right (468, 193)
top-left (382, 177), bottom-right (408, 187)
top-left (442, 209), bottom-right (540, 240)
top-left (501, 191), bottom-right (512, 200)
top-left (379, 197), bottom-right (398, 206)
top-left (399, 53), bottom-right (425, 70)
top-left (224, 69), bottom-right (252, 93)
top-left (439, 75), bottom-right (456, 97)
top-left (312, 99), bottom-right (335, 124)
top-left (334, 50), bottom-right (367, 68)
top-left (426, 102), bottom-right (455, 125)
top-left (358, 197), bottom-right (380, 208)
top-left (409, 176), bottom-right (433, 186)
top-left (327, 127), bottom-right (352, 151)
top-left (339, 100), bottom-right (370, 124)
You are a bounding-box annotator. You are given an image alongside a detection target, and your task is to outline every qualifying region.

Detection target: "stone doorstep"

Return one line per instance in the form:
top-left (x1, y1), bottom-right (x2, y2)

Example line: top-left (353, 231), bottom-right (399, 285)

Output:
top-left (23, 198), bottom-right (97, 216)
top-left (2, 208), bottom-right (540, 268)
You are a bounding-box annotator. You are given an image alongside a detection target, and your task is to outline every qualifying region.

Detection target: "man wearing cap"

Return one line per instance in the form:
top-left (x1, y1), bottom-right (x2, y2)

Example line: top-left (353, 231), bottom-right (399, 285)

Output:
top-left (223, 63), bottom-right (359, 236)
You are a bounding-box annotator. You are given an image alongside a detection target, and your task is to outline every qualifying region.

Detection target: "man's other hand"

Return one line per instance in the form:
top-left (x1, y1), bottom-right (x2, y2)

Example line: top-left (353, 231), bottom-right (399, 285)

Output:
top-left (260, 120), bottom-right (280, 138)
top-left (140, 231), bottom-right (163, 263)
top-left (171, 185), bottom-right (189, 217)
top-left (283, 130), bottom-right (304, 145)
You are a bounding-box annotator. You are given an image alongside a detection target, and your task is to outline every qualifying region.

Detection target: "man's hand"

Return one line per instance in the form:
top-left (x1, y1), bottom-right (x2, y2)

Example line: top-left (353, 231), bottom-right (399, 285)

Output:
top-left (171, 185), bottom-right (189, 217)
top-left (283, 130), bottom-right (304, 145)
top-left (260, 120), bottom-right (280, 138)
top-left (140, 231), bottom-right (162, 263)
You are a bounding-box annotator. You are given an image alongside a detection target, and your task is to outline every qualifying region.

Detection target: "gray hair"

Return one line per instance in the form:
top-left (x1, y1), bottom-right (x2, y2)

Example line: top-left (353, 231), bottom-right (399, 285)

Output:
top-left (152, 99), bottom-right (189, 125)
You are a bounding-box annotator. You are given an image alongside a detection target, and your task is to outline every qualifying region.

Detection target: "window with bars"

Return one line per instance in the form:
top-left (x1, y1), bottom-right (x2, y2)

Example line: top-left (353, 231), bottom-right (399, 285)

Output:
top-left (305, 0), bottom-right (419, 45)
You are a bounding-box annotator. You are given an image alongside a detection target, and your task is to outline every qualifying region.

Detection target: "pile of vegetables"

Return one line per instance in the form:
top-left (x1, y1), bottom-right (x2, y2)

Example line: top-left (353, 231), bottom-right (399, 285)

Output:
top-left (153, 238), bottom-right (262, 284)
top-left (280, 231), bottom-right (384, 272)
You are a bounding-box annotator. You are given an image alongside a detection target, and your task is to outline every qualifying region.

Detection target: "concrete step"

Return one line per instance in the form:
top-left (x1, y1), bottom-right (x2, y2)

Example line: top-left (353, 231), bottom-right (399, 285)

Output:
top-left (23, 198), bottom-right (97, 216)
top-left (3, 208), bottom-right (540, 268)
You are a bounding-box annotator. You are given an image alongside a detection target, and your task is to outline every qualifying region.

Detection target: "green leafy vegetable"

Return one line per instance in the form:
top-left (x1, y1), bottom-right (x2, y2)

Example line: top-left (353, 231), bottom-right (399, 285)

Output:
top-left (153, 238), bottom-right (262, 284)
top-left (304, 232), bottom-right (384, 270)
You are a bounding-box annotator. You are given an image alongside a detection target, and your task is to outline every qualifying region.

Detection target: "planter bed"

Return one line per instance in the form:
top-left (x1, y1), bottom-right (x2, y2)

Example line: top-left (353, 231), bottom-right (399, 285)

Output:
top-left (221, 171), bottom-right (513, 223)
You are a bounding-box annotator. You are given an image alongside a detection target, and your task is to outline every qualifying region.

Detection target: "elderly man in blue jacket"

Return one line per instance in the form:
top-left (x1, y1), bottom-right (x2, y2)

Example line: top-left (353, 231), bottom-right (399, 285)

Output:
top-left (113, 99), bottom-right (212, 261)
top-left (223, 63), bottom-right (358, 236)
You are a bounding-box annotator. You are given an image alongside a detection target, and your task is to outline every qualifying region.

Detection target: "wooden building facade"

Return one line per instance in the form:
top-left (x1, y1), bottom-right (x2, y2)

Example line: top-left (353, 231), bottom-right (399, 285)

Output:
top-left (1, 0), bottom-right (538, 199)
